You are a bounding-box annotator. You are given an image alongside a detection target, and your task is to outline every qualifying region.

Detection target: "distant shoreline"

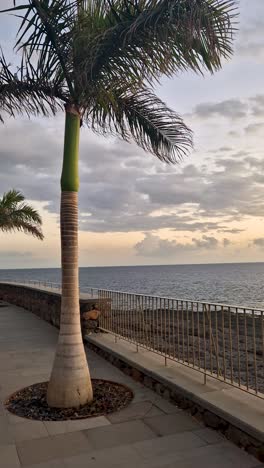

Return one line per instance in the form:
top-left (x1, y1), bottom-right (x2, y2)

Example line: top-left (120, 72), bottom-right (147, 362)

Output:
top-left (1, 261), bottom-right (264, 270)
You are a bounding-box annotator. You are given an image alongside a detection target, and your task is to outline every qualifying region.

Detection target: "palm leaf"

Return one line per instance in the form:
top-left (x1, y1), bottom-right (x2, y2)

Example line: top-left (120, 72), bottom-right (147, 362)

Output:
top-left (0, 190), bottom-right (44, 240)
top-left (1, 0), bottom-right (76, 98)
top-left (0, 51), bottom-right (65, 122)
top-left (75, 0), bottom-right (238, 88)
top-left (86, 86), bottom-right (193, 163)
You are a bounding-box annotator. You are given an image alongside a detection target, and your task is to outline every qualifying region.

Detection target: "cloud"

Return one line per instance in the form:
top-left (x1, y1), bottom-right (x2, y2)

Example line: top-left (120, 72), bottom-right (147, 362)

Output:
top-left (193, 236), bottom-right (218, 249)
top-left (217, 147), bottom-right (233, 152)
top-left (1, 115), bottom-right (264, 237)
top-left (223, 238), bottom-right (231, 247)
top-left (237, 16), bottom-right (264, 63)
top-left (252, 238), bottom-right (264, 247)
top-left (238, 42), bottom-right (264, 60)
top-left (250, 95), bottom-right (264, 117)
top-left (0, 251), bottom-right (33, 258)
top-left (135, 233), bottom-right (219, 258)
top-left (244, 123), bottom-right (264, 134)
top-left (191, 94), bottom-right (264, 123)
top-left (193, 99), bottom-right (248, 120)
top-left (218, 228), bottom-right (244, 234)
top-left (228, 131), bottom-right (240, 138)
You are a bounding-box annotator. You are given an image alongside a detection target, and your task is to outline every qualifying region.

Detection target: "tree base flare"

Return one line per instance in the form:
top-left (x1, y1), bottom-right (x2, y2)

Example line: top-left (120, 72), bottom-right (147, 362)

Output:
top-left (46, 376), bottom-right (93, 408)
top-left (5, 380), bottom-right (133, 421)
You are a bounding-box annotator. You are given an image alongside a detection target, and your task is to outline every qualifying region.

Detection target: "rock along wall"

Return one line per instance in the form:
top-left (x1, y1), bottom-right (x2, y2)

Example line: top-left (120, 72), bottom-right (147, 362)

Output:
top-left (0, 282), bottom-right (98, 329)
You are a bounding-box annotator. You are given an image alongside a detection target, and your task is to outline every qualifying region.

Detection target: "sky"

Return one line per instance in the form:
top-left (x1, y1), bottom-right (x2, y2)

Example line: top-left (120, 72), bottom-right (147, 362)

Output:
top-left (0, 0), bottom-right (264, 268)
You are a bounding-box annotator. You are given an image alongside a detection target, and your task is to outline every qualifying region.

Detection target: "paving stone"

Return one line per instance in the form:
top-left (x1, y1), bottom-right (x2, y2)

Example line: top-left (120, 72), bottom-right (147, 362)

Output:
top-left (0, 401), bottom-right (5, 415)
top-left (107, 401), bottom-right (164, 424)
top-left (0, 415), bottom-right (15, 445)
top-left (143, 412), bottom-right (201, 436)
top-left (132, 388), bottom-right (157, 403)
top-left (7, 413), bottom-right (28, 425)
top-left (17, 431), bottom-right (92, 466)
top-left (63, 444), bottom-right (142, 468)
top-left (51, 431), bottom-right (93, 458)
top-left (11, 420), bottom-right (49, 442)
top-left (151, 396), bottom-right (181, 414)
top-left (133, 431), bottom-right (207, 460)
top-left (44, 416), bottom-right (110, 435)
top-left (154, 442), bottom-right (258, 468)
top-left (0, 444), bottom-right (20, 467)
top-left (84, 419), bottom-right (157, 450)
top-left (16, 437), bottom-right (59, 466)
top-left (193, 427), bottom-right (224, 445)
top-left (24, 461), bottom-right (65, 468)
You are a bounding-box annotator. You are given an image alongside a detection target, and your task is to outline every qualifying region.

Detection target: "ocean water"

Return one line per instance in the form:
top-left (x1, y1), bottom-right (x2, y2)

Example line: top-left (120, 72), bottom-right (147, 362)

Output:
top-left (1, 263), bottom-right (264, 308)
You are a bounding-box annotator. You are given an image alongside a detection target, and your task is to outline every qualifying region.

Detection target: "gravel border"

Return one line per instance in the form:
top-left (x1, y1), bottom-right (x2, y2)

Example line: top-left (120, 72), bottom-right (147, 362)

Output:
top-left (5, 379), bottom-right (134, 421)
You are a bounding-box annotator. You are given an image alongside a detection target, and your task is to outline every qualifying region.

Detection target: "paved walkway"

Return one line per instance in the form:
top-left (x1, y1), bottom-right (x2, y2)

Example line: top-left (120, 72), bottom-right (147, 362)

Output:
top-left (0, 302), bottom-right (261, 468)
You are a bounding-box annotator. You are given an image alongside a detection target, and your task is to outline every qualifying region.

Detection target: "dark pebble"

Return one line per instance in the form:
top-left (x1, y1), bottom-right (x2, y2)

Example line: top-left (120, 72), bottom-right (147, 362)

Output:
top-left (5, 380), bottom-right (133, 422)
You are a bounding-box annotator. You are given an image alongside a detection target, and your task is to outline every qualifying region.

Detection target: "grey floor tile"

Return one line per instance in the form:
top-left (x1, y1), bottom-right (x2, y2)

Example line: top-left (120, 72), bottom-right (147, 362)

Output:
top-left (7, 413), bottom-right (28, 425)
top-left (17, 431), bottom-right (92, 466)
top-left (193, 427), bottom-right (224, 445)
top-left (16, 437), bottom-right (59, 467)
top-left (84, 419), bottom-right (157, 450)
top-left (63, 444), bottom-right (142, 468)
top-left (51, 431), bottom-right (93, 458)
top-left (24, 461), bottom-right (66, 468)
top-left (44, 415), bottom-right (110, 435)
top-left (0, 402), bottom-right (5, 415)
top-left (107, 400), bottom-right (164, 424)
top-left (143, 412), bottom-right (201, 436)
top-left (0, 444), bottom-right (20, 467)
top-left (133, 431), bottom-right (207, 460)
top-left (11, 420), bottom-right (49, 443)
top-left (42, 421), bottom-right (68, 436)
top-left (0, 415), bottom-right (15, 445)
top-left (157, 443), bottom-right (258, 468)
top-left (150, 396), bottom-right (181, 414)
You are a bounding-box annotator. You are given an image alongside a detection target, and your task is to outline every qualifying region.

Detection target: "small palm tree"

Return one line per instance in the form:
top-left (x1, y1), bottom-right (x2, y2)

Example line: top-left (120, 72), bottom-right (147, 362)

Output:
top-left (0, 0), bottom-right (237, 408)
top-left (0, 189), bottom-right (43, 240)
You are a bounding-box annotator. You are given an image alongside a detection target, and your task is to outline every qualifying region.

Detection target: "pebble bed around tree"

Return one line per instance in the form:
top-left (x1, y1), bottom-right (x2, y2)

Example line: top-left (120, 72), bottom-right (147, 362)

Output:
top-left (5, 379), bottom-right (133, 421)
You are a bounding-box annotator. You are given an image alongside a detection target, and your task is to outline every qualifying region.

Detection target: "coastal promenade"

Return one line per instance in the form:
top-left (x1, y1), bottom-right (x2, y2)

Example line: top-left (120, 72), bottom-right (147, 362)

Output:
top-left (0, 301), bottom-right (260, 467)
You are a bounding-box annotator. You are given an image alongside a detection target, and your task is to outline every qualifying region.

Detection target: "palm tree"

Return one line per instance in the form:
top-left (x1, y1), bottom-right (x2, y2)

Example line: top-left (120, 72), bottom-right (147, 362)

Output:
top-left (0, 189), bottom-right (43, 240)
top-left (0, 0), bottom-right (237, 408)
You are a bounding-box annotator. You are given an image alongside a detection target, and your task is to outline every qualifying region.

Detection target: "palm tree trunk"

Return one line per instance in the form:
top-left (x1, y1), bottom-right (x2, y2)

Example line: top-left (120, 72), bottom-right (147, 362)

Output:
top-left (47, 105), bottom-right (93, 408)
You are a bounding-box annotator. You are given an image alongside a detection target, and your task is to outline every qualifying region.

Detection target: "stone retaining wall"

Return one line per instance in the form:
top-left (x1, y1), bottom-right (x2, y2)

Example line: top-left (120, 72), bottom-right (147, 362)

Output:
top-left (0, 282), bottom-right (98, 329)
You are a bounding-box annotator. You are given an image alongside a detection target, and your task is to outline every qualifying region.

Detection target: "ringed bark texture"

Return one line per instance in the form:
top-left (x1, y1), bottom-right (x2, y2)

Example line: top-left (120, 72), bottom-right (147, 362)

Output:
top-left (47, 191), bottom-right (93, 408)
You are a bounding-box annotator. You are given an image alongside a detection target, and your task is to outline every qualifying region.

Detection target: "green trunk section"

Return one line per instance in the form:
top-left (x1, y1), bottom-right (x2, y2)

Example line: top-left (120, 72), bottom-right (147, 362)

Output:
top-left (61, 111), bottom-right (80, 192)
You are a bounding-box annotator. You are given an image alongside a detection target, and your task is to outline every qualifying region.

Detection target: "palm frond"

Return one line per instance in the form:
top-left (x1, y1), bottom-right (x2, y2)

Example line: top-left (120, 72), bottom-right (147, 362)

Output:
top-left (86, 86), bottom-right (193, 163)
top-left (0, 190), bottom-right (44, 240)
top-left (1, 1), bottom-right (237, 109)
top-left (1, 0), bottom-right (76, 98)
top-left (75, 0), bottom-right (238, 88)
top-left (0, 189), bottom-right (25, 207)
top-left (0, 50), bottom-right (65, 122)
